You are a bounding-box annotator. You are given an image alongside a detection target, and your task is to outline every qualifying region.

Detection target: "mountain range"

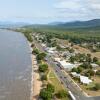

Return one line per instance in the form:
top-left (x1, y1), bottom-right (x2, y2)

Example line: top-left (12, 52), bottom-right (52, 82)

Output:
top-left (49, 19), bottom-right (100, 28)
top-left (0, 21), bottom-right (30, 28)
top-left (0, 19), bottom-right (100, 28)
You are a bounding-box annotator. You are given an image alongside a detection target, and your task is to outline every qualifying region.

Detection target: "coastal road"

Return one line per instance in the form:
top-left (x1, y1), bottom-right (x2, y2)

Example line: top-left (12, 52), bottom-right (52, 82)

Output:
top-left (33, 37), bottom-right (100, 100)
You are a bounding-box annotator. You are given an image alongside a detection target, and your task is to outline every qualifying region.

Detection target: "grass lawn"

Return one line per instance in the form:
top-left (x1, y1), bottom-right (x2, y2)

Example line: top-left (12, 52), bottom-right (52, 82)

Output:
top-left (48, 68), bottom-right (70, 100)
top-left (49, 69), bottom-right (56, 78)
top-left (80, 82), bottom-right (100, 96)
top-left (71, 74), bottom-right (100, 96)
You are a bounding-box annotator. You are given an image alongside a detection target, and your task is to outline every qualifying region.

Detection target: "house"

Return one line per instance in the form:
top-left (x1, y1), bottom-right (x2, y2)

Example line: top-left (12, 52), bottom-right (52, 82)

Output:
top-left (71, 72), bottom-right (80, 78)
top-left (41, 43), bottom-right (46, 47)
top-left (80, 76), bottom-right (92, 85)
top-left (91, 63), bottom-right (99, 68)
top-left (54, 57), bottom-right (61, 62)
top-left (58, 60), bottom-right (77, 71)
top-left (46, 47), bottom-right (56, 54)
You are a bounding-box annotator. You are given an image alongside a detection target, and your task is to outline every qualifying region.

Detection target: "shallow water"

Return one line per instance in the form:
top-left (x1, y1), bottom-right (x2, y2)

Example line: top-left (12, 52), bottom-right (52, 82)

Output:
top-left (0, 30), bottom-right (32, 100)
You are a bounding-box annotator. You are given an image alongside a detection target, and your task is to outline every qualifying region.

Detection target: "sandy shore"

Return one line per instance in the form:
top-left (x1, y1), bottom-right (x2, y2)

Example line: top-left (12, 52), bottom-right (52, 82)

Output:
top-left (29, 43), bottom-right (42, 100)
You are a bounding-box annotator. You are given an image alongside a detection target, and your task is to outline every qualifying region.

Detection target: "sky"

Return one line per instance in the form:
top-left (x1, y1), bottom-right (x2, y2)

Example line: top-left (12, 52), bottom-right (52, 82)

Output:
top-left (0, 0), bottom-right (100, 24)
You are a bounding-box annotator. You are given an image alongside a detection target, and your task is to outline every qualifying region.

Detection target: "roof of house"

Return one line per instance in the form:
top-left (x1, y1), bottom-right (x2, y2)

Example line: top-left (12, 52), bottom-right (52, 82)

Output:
top-left (80, 76), bottom-right (92, 84)
top-left (91, 63), bottom-right (99, 68)
top-left (71, 72), bottom-right (80, 77)
top-left (59, 60), bottom-right (76, 69)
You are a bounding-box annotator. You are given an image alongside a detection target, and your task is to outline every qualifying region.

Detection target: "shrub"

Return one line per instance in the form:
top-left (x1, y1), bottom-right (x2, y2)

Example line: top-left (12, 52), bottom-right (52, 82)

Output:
top-left (56, 90), bottom-right (68, 98)
top-left (93, 57), bottom-right (98, 63)
top-left (32, 48), bottom-right (39, 54)
top-left (37, 52), bottom-right (46, 60)
top-left (40, 88), bottom-right (52, 100)
top-left (47, 83), bottom-right (55, 93)
top-left (41, 74), bottom-right (47, 81)
top-left (39, 63), bottom-right (48, 72)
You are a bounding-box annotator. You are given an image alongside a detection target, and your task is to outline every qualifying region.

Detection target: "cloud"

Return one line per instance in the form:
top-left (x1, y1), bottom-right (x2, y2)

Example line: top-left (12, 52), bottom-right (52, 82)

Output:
top-left (54, 0), bottom-right (100, 20)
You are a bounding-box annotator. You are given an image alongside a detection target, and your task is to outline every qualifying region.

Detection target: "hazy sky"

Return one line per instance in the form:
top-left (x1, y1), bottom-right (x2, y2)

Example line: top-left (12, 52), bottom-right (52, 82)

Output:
top-left (0, 0), bottom-right (100, 24)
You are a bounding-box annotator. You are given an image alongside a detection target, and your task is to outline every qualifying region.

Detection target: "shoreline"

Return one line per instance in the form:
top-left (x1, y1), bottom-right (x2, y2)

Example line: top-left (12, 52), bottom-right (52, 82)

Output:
top-left (28, 42), bottom-right (42, 100)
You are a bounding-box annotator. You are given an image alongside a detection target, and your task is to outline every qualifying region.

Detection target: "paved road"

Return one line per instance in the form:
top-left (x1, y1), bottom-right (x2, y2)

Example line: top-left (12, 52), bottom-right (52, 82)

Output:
top-left (33, 38), bottom-right (100, 100)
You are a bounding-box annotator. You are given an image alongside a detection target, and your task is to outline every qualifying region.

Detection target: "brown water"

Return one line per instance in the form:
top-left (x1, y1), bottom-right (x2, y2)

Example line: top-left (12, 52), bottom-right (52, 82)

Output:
top-left (0, 30), bottom-right (32, 100)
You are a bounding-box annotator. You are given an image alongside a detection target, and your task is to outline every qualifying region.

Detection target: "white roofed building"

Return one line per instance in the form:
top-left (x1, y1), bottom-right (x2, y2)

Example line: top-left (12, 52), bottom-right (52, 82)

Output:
top-left (56, 59), bottom-right (77, 71)
top-left (71, 72), bottom-right (80, 78)
top-left (80, 76), bottom-right (92, 85)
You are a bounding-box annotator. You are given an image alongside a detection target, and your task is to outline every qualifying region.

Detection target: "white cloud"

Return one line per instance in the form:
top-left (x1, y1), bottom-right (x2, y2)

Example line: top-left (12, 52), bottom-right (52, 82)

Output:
top-left (54, 0), bottom-right (82, 9)
top-left (54, 0), bottom-right (100, 20)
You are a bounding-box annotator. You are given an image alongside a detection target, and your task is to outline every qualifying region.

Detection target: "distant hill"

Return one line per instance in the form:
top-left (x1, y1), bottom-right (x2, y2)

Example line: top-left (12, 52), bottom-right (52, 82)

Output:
top-left (48, 22), bottom-right (65, 25)
top-left (49, 19), bottom-right (100, 28)
top-left (0, 21), bottom-right (30, 28)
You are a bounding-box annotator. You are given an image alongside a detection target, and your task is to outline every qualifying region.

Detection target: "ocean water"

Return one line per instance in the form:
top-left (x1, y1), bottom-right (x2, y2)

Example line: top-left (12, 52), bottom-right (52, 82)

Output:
top-left (0, 30), bottom-right (32, 100)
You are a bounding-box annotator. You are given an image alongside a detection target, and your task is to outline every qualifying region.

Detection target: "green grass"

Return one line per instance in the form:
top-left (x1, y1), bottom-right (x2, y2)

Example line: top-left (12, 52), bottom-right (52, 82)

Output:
top-left (86, 82), bottom-right (95, 89)
top-left (48, 69), bottom-right (69, 100)
top-left (49, 70), bottom-right (56, 78)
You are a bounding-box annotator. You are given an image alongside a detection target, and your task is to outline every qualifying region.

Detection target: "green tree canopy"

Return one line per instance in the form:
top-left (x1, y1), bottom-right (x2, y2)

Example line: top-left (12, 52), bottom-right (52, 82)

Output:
top-left (39, 63), bottom-right (48, 72)
top-left (37, 52), bottom-right (46, 60)
top-left (56, 90), bottom-right (68, 98)
top-left (40, 88), bottom-right (52, 100)
top-left (47, 83), bottom-right (55, 93)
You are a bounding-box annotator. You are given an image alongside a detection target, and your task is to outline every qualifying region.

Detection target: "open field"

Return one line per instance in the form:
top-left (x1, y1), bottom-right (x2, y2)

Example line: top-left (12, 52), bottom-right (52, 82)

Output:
top-left (48, 68), bottom-right (69, 100)
top-left (48, 68), bottom-right (65, 92)
top-left (80, 83), bottom-right (100, 96)
top-left (73, 45), bottom-right (100, 60)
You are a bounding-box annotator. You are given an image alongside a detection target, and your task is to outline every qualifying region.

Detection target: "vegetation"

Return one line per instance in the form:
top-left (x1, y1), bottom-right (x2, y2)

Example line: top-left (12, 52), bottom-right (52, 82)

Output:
top-left (56, 90), bottom-right (68, 99)
top-left (39, 63), bottom-right (48, 72)
top-left (24, 26), bottom-right (100, 45)
top-left (31, 43), bottom-right (34, 47)
top-left (41, 74), bottom-right (47, 81)
top-left (94, 83), bottom-right (100, 90)
top-left (32, 48), bottom-right (39, 55)
top-left (40, 83), bottom-right (55, 100)
top-left (72, 67), bottom-right (83, 73)
top-left (36, 52), bottom-right (46, 61)
top-left (93, 57), bottom-right (98, 63)
top-left (89, 83), bottom-right (100, 91)
top-left (47, 83), bottom-right (55, 93)
top-left (96, 70), bottom-right (100, 76)
top-left (40, 88), bottom-right (53, 100)
top-left (80, 62), bottom-right (92, 69)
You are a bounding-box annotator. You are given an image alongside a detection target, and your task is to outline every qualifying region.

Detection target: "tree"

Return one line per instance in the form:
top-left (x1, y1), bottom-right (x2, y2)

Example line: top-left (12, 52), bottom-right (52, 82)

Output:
top-left (51, 41), bottom-right (57, 47)
top-left (41, 74), bottom-right (47, 81)
top-left (39, 63), bottom-right (48, 72)
top-left (71, 68), bottom-right (78, 73)
top-left (96, 70), bottom-right (100, 76)
top-left (72, 67), bottom-right (83, 73)
top-left (56, 90), bottom-right (68, 98)
top-left (23, 32), bottom-right (33, 42)
top-left (80, 62), bottom-right (92, 69)
top-left (56, 45), bottom-right (62, 51)
top-left (32, 48), bottom-right (39, 54)
top-left (94, 83), bottom-right (100, 90)
top-left (37, 52), bottom-right (46, 60)
top-left (86, 54), bottom-right (92, 63)
top-left (40, 88), bottom-right (52, 100)
top-left (77, 67), bottom-right (83, 73)
top-left (87, 69), bottom-right (95, 76)
top-left (93, 57), bottom-right (98, 63)
top-left (69, 48), bottom-right (74, 53)
top-left (47, 83), bottom-right (55, 93)
top-left (69, 56), bottom-right (76, 63)
top-left (31, 43), bottom-right (34, 47)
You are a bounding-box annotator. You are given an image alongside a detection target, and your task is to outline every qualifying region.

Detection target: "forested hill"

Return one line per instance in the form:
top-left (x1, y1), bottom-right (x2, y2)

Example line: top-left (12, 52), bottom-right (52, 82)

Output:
top-left (23, 19), bottom-right (100, 44)
top-left (50, 19), bottom-right (100, 28)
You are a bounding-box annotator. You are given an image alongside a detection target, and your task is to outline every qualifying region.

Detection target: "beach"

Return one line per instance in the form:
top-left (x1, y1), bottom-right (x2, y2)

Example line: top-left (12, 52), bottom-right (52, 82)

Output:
top-left (29, 43), bottom-right (42, 100)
